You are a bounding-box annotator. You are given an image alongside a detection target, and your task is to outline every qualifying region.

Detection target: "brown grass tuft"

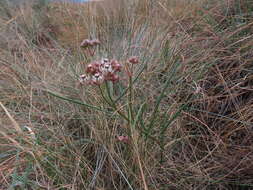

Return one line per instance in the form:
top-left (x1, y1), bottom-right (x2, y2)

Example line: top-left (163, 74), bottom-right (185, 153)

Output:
top-left (0, 0), bottom-right (253, 189)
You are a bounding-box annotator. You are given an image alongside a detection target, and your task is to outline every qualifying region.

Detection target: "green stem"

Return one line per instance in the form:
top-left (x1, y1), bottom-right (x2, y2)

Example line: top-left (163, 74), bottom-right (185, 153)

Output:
top-left (99, 86), bottom-right (129, 122)
top-left (115, 63), bottom-right (146, 103)
top-left (128, 65), bottom-right (134, 125)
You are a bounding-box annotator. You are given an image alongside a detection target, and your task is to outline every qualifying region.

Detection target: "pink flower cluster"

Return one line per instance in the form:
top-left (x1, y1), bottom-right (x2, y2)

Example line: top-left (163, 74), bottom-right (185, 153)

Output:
top-left (117, 135), bottom-right (129, 143)
top-left (79, 58), bottom-right (122, 85)
top-left (80, 39), bottom-right (101, 48)
top-left (128, 56), bottom-right (139, 64)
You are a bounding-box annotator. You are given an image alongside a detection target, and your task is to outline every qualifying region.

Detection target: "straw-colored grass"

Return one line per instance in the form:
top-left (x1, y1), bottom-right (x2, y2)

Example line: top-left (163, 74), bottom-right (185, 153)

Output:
top-left (0, 0), bottom-right (253, 189)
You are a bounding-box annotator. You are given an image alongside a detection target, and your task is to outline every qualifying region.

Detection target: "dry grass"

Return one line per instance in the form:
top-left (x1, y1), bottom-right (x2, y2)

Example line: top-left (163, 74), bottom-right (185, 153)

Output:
top-left (0, 0), bottom-right (253, 189)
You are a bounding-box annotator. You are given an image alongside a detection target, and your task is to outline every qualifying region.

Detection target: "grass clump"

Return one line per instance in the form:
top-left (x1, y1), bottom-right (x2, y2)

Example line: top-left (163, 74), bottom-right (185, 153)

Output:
top-left (0, 0), bottom-right (253, 189)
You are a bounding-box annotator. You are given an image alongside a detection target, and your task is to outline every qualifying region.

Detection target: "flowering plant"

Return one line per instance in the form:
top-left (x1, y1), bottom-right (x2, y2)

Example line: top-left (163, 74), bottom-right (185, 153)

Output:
top-left (77, 39), bottom-right (144, 142)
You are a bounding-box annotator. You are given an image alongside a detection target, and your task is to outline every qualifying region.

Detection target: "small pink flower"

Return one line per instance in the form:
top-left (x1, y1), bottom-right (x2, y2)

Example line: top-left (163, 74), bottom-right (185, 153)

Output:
top-left (110, 74), bottom-right (120, 83)
top-left (91, 72), bottom-right (104, 85)
top-left (79, 74), bottom-right (91, 84)
top-left (117, 135), bottom-right (129, 143)
top-left (111, 59), bottom-right (122, 72)
top-left (101, 62), bottom-right (113, 75)
top-left (128, 56), bottom-right (139, 64)
top-left (86, 62), bottom-right (100, 74)
top-left (80, 39), bottom-right (91, 48)
top-left (90, 39), bottom-right (101, 46)
top-left (105, 73), bottom-right (119, 83)
top-left (100, 58), bottom-right (109, 65)
top-left (80, 39), bottom-right (101, 48)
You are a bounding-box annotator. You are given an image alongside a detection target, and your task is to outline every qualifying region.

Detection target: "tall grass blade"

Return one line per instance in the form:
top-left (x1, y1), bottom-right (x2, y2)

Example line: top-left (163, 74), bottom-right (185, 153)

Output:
top-left (145, 60), bottom-right (180, 138)
top-left (159, 103), bottom-right (189, 162)
top-left (190, 107), bottom-right (253, 126)
top-left (115, 63), bottom-right (147, 103)
top-left (132, 102), bottom-right (146, 130)
top-left (47, 90), bottom-right (110, 113)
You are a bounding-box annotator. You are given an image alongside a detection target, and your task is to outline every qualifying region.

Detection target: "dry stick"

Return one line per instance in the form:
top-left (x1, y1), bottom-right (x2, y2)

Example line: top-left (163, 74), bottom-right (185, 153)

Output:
top-left (0, 130), bottom-right (23, 150)
top-left (0, 101), bottom-right (22, 134)
top-left (132, 129), bottom-right (149, 190)
top-left (136, 149), bottom-right (149, 190)
top-left (0, 102), bottom-right (35, 149)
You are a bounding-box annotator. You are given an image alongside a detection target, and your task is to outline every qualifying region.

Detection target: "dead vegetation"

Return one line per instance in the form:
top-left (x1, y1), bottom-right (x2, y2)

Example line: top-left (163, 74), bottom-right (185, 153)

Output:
top-left (0, 0), bottom-right (253, 189)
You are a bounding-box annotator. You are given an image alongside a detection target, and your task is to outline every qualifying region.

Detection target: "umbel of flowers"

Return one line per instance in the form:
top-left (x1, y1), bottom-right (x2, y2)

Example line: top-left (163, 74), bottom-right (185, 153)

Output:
top-left (79, 58), bottom-right (123, 85)
top-left (79, 38), bottom-right (139, 86)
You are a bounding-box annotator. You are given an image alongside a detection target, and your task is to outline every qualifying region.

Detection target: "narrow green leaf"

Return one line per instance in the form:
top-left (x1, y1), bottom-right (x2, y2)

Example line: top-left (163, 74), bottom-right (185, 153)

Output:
top-left (47, 90), bottom-right (110, 113)
top-left (145, 61), bottom-right (180, 138)
top-left (160, 103), bottom-right (188, 137)
top-left (132, 102), bottom-right (146, 129)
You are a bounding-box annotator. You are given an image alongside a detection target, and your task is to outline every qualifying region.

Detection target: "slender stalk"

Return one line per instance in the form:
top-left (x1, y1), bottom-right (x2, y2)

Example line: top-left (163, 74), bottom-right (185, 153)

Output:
top-left (128, 64), bottom-right (134, 125)
top-left (47, 91), bottom-right (109, 113)
top-left (99, 86), bottom-right (129, 122)
top-left (115, 63), bottom-right (146, 103)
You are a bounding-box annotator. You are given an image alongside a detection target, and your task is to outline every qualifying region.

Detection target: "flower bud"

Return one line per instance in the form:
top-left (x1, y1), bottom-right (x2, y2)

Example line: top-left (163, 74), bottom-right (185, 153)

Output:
top-left (80, 39), bottom-right (91, 48)
top-left (90, 39), bottom-right (101, 46)
top-left (117, 135), bottom-right (129, 143)
top-left (128, 56), bottom-right (139, 64)
top-left (111, 59), bottom-right (122, 72)
top-left (105, 73), bottom-right (119, 83)
top-left (86, 62), bottom-right (100, 74)
top-left (110, 74), bottom-right (119, 83)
